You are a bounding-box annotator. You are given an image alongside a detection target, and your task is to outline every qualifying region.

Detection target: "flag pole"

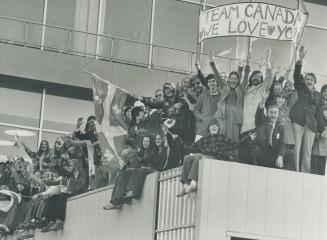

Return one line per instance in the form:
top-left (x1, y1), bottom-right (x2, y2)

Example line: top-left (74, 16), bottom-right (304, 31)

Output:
top-left (81, 68), bottom-right (140, 98)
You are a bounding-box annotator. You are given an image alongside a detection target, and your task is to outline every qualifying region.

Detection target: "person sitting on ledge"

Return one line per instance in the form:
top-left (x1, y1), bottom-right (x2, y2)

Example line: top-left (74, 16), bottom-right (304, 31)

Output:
top-left (103, 135), bottom-right (156, 210)
top-left (177, 119), bottom-right (238, 197)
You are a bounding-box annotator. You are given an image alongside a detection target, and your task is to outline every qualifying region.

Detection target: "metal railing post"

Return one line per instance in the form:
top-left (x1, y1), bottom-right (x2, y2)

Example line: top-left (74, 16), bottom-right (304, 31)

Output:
top-left (110, 38), bottom-right (114, 60)
top-left (67, 29), bottom-right (72, 52)
top-left (24, 22), bottom-right (29, 47)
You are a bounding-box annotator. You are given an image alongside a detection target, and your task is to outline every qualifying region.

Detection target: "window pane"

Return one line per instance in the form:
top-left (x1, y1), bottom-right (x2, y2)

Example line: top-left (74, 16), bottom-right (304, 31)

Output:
top-left (300, 27), bottom-right (327, 83)
top-left (100, 0), bottom-right (152, 64)
top-left (305, 2), bottom-right (327, 27)
top-left (205, 0), bottom-right (249, 6)
top-left (0, 87), bottom-right (42, 127)
top-left (0, 126), bottom-right (38, 161)
top-left (0, 0), bottom-right (44, 46)
top-left (251, 38), bottom-right (294, 71)
top-left (43, 94), bottom-right (94, 132)
top-left (203, 36), bottom-right (239, 74)
top-left (314, 74), bottom-right (327, 92)
top-left (0, 0), bottom-right (44, 21)
top-left (45, 0), bottom-right (76, 50)
top-left (205, 0), bottom-right (298, 9)
top-left (153, 0), bottom-right (199, 71)
top-left (251, 0), bottom-right (298, 9)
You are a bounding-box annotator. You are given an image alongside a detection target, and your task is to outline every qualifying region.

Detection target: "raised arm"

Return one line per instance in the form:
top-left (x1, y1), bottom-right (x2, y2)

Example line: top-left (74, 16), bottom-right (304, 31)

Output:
top-left (195, 60), bottom-right (208, 89)
top-left (237, 62), bottom-right (244, 81)
top-left (240, 64), bottom-right (250, 91)
top-left (209, 51), bottom-right (225, 87)
top-left (255, 89), bottom-right (268, 127)
top-left (263, 49), bottom-right (274, 92)
top-left (293, 46), bottom-right (306, 89)
top-left (20, 142), bottom-right (36, 159)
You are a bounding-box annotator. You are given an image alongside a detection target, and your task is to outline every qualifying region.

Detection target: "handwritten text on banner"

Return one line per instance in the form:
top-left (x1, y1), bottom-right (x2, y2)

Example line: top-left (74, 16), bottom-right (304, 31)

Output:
top-left (199, 3), bottom-right (307, 42)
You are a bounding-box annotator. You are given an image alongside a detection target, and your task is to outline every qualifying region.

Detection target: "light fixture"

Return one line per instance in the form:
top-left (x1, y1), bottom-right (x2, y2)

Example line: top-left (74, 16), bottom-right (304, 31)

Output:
top-left (0, 140), bottom-right (14, 146)
top-left (4, 130), bottom-right (35, 137)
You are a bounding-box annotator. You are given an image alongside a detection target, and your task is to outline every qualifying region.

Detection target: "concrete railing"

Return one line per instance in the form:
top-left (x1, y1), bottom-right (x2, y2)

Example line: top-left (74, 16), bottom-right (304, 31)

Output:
top-left (4, 160), bottom-right (327, 240)
top-left (5, 172), bottom-right (158, 240)
top-left (196, 159), bottom-right (327, 240)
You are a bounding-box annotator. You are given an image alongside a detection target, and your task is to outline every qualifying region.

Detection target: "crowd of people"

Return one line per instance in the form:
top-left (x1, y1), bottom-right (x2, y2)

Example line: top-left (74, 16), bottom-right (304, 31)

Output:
top-left (0, 46), bottom-right (326, 235)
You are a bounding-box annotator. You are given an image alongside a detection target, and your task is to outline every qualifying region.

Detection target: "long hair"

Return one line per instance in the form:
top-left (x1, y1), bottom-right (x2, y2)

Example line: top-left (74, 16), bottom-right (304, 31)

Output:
top-left (154, 133), bottom-right (166, 153)
top-left (228, 71), bottom-right (240, 86)
top-left (138, 135), bottom-right (155, 158)
top-left (37, 140), bottom-right (50, 156)
top-left (84, 115), bottom-right (96, 132)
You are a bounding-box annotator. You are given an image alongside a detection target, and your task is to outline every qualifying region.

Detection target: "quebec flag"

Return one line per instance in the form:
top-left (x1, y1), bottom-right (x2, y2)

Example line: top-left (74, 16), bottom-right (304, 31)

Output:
top-left (92, 74), bottom-right (137, 172)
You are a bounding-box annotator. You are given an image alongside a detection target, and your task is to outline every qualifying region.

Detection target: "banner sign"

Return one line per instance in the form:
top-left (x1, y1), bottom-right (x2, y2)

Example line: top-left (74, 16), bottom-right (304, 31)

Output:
top-left (199, 2), bottom-right (308, 42)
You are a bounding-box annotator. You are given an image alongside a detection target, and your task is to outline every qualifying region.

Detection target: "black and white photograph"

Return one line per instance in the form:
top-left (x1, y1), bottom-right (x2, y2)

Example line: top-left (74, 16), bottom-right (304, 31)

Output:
top-left (0, 0), bottom-right (326, 239)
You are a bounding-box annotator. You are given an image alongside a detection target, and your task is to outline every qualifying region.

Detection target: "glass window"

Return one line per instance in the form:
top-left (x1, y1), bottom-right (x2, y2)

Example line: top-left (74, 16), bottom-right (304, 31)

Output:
top-left (314, 74), bottom-right (327, 93)
top-left (305, 2), bottom-right (327, 27)
top-left (205, 0), bottom-right (298, 8)
top-left (99, 0), bottom-right (152, 64)
top-left (0, 87), bottom-right (42, 127)
top-left (252, 0), bottom-right (298, 9)
top-left (0, 125), bottom-right (38, 161)
top-left (0, 0), bottom-right (44, 46)
top-left (202, 36), bottom-right (240, 74)
top-left (0, 0), bottom-right (44, 21)
top-left (205, 0), bottom-right (249, 6)
top-left (300, 27), bottom-right (327, 79)
top-left (72, 0), bottom-right (100, 56)
top-left (251, 38), bottom-right (294, 71)
top-left (43, 94), bottom-right (94, 132)
top-left (44, 0), bottom-right (76, 50)
top-left (153, 0), bottom-right (199, 71)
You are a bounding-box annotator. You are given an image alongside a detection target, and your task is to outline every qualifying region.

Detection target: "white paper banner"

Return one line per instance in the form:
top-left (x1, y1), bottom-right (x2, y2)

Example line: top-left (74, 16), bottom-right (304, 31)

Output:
top-left (199, 2), bottom-right (307, 42)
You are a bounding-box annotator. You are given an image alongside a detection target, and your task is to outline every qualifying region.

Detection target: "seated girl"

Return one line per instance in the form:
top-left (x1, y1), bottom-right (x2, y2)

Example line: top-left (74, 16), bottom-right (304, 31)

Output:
top-left (103, 135), bottom-right (158, 210)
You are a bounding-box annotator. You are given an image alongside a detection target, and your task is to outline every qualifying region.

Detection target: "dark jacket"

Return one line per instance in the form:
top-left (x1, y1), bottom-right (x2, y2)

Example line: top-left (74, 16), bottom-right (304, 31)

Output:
top-left (152, 147), bottom-right (168, 171)
top-left (255, 107), bottom-right (285, 158)
top-left (290, 61), bottom-right (321, 132)
top-left (54, 165), bottom-right (88, 196)
top-left (0, 171), bottom-right (14, 190)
